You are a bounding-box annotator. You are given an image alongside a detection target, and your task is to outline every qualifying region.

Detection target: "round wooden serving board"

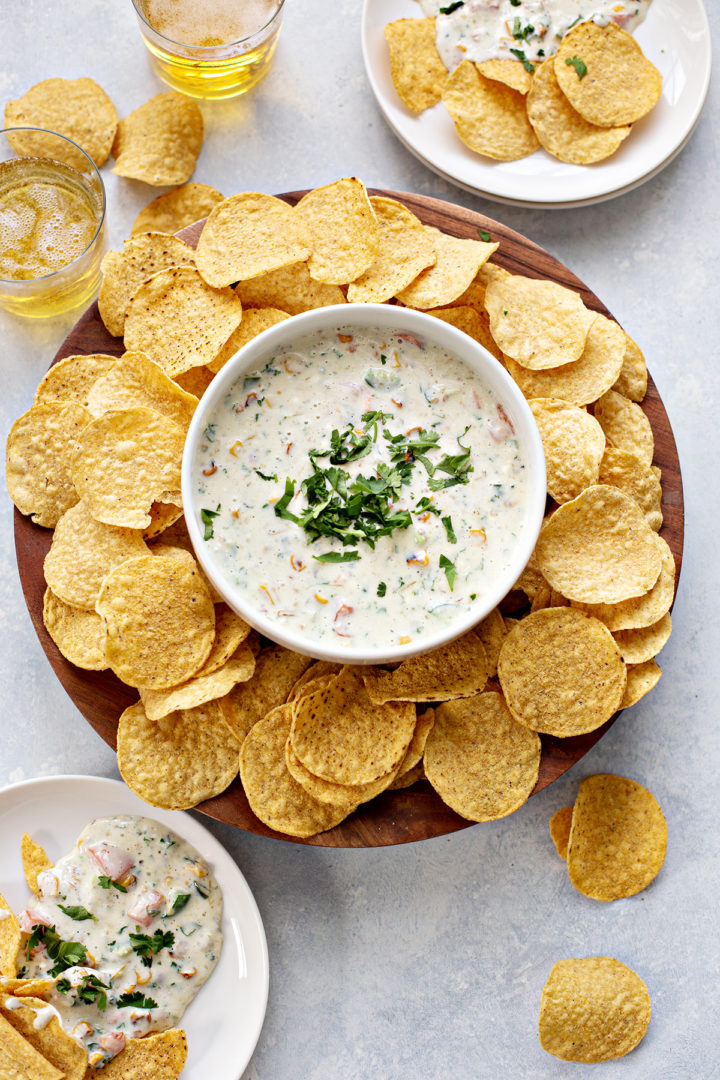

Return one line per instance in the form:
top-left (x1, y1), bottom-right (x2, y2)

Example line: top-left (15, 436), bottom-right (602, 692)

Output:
top-left (14, 189), bottom-right (684, 847)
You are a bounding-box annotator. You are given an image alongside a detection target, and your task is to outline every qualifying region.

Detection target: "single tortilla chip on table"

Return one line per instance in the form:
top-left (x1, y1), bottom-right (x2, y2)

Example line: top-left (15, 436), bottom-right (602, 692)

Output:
top-left (33, 354), bottom-right (117, 408)
top-left (98, 233), bottom-right (197, 337)
top-left (621, 659), bottom-right (662, 707)
top-left (241, 704), bottom-right (353, 837)
top-left (384, 18), bottom-right (447, 113)
top-left (529, 398), bottom-right (606, 504)
top-left (535, 485), bottom-right (662, 605)
top-left (442, 61), bottom-right (539, 161)
top-left (0, 992), bottom-right (87, 1080)
top-left (549, 806), bottom-right (574, 860)
top-left (346, 197), bottom-right (436, 304)
top-left (131, 183), bottom-right (224, 235)
top-left (526, 58), bottom-right (631, 165)
top-left (117, 700), bottom-right (238, 810)
top-left (295, 178), bottom-right (379, 285)
top-left (5, 77), bottom-right (118, 168)
top-left (424, 692), bottom-right (541, 822)
top-left (0, 1011), bottom-right (64, 1080)
top-left (594, 388), bottom-right (655, 467)
top-left (395, 228), bottom-right (497, 310)
top-left (123, 266), bottom-right (243, 378)
top-left (567, 774), bottom-right (666, 900)
top-left (195, 192), bottom-right (312, 287)
top-left (96, 554), bottom-right (215, 689)
top-left (72, 406), bottom-right (184, 530)
top-left (87, 352), bottom-right (198, 432)
top-left (218, 645), bottom-right (314, 743)
top-left (236, 262), bottom-right (345, 314)
top-left (539, 957), bottom-right (651, 1062)
top-left (497, 608), bottom-right (626, 737)
top-left (361, 631), bottom-right (488, 703)
top-left (6, 402), bottom-right (91, 528)
top-left (112, 92), bottom-right (203, 185)
top-left (484, 274), bottom-right (595, 370)
top-left (555, 21), bottom-right (661, 127)
top-left (85, 1029), bottom-right (188, 1080)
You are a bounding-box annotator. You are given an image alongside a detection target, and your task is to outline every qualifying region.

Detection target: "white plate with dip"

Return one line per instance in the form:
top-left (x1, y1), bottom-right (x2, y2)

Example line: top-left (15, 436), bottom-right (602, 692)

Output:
top-left (0, 775), bottom-right (269, 1080)
top-left (362, 0), bottom-right (712, 208)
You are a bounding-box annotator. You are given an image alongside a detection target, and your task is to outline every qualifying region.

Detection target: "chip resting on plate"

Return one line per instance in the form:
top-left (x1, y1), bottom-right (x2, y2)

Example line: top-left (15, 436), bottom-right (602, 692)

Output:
top-left (476, 58), bottom-right (533, 96)
top-left (20, 833), bottom-right (52, 896)
top-left (290, 666), bottom-right (416, 785)
top-left (539, 957), bottom-right (651, 1062)
top-left (218, 645), bottom-right (314, 743)
top-left (72, 406), bottom-right (184, 530)
top-left (6, 402), bottom-right (91, 528)
top-left (395, 227), bottom-right (497, 310)
top-left (236, 262), bottom-right (345, 314)
top-left (295, 178), bottom-right (379, 285)
top-left (0, 991), bottom-right (87, 1080)
top-left (535, 485), bottom-right (662, 604)
top-left (209, 307), bottom-right (291, 373)
top-left (549, 806), bottom-right (573, 860)
top-left (4, 77), bottom-right (119, 168)
top-left (33, 354), bottom-right (117, 408)
top-left (98, 233), bottom-right (197, 337)
top-left (529, 398), bottom-right (605, 504)
top-left (384, 18), bottom-right (447, 113)
top-left (0, 891), bottom-right (21, 976)
top-left (96, 553), bottom-right (214, 688)
top-left (594, 388), bottom-right (655, 467)
top-left (442, 61), bottom-right (539, 161)
top-left (85, 1028), bottom-right (188, 1079)
top-left (131, 183), bottom-right (224, 236)
top-left (112, 92), bottom-right (203, 185)
top-left (526, 58), bottom-right (631, 165)
top-left (476, 607), bottom-right (506, 679)
top-left (361, 632), bottom-right (488, 703)
top-left (567, 774), bottom-right (667, 900)
top-left (425, 692), bottom-right (540, 821)
top-left (195, 192), bottom-right (311, 287)
top-left (123, 266), bottom-right (243, 377)
top-left (117, 700), bottom-right (237, 809)
top-left (241, 704), bottom-right (352, 836)
top-left (484, 274), bottom-right (595, 370)
top-left (497, 608), bottom-right (626, 737)
top-left (346, 197), bottom-right (436, 303)
top-left (555, 21), bottom-right (662, 127)
top-left (0, 1010), bottom-right (63, 1080)
top-left (87, 351), bottom-right (198, 432)
top-left (287, 661), bottom-right (342, 703)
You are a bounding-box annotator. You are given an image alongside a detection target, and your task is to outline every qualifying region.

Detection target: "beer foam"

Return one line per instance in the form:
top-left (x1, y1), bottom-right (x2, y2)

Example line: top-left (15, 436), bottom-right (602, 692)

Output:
top-left (143, 0), bottom-right (278, 46)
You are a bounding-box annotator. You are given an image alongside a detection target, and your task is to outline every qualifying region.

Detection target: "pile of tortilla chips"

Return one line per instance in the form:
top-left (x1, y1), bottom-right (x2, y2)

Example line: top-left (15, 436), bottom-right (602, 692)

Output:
top-left (6, 177), bottom-right (673, 837)
top-left (0, 840), bottom-right (187, 1080)
top-left (385, 18), bottom-right (661, 164)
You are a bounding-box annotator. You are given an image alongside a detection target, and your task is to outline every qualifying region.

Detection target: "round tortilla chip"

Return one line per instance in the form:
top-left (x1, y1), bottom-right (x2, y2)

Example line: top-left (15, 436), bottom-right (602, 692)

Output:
top-left (96, 554), bottom-right (214, 689)
top-left (296, 178), bottom-right (379, 285)
top-left (209, 308), bottom-right (291, 374)
top-left (174, 365), bottom-right (215, 398)
top-left (384, 18), bottom-right (448, 113)
top-left (195, 603), bottom-right (252, 676)
top-left (395, 227), bottom-right (497, 310)
top-left (612, 332), bottom-right (647, 402)
top-left (87, 351), bottom-right (198, 432)
top-left (497, 608), bottom-right (626, 737)
top-left (72, 406), bottom-right (184, 530)
top-left (506, 313), bottom-right (626, 406)
top-left (5, 77), bottom-right (118, 168)
top-left (442, 61), bottom-right (539, 161)
top-left (475, 607), bottom-right (506, 678)
top-left (139, 647), bottom-right (256, 720)
top-left (346, 197), bottom-right (436, 304)
top-left (571, 531), bottom-right (675, 631)
top-left (195, 192), bottom-right (311, 287)
top-left (34, 354), bottom-right (117, 408)
top-left (613, 613), bottom-right (671, 665)
top-left (529, 398), bottom-right (605, 503)
top-left (526, 58), bottom-right (631, 164)
top-left (287, 661), bottom-right (343, 703)
top-left (549, 805), bottom-right (573, 860)
top-left (131, 183), bottom-right (224, 236)
top-left (477, 58), bottom-right (533, 95)
top-left (597, 445), bottom-right (662, 531)
top-left (621, 659), bottom-right (662, 707)
top-left (427, 306), bottom-right (503, 361)
top-left (535, 485), bottom-right (662, 604)
top-left (98, 233), bottom-right (196, 337)
top-left (218, 645), bottom-right (314, 744)
top-left (240, 704), bottom-right (351, 837)
top-left (284, 737), bottom-right (392, 813)
top-left (567, 774), bottom-right (666, 900)
top-left (485, 274), bottom-right (595, 370)
top-left (117, 700), bottom-right (237, 810)
top-left (43, 588), bottom-right (107, 670)
top-left (424, 692), bottom-right (541, 822)
top-left (6, 402), bottom-right (91, 528)
top-left (594, 388), bottom-right (654, 467)
top-left (361, 632), bottom-right (488, 703)
top-left (555, 21), bottom-right (662, 127)
top-left (123, 266), bottom-right (243, 378)
top-left (539, 957), bottom-right (651, 1062)
top-left (112, 92), bottom-right (203, 185)
top-left (236, 261), bottom-right (345, 314)
top-left (290, 666), bottom-right (416, 785)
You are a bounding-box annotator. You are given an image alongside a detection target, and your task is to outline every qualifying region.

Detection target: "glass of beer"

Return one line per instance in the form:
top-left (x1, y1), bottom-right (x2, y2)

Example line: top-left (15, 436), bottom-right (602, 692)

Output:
top-left (131, 0), bottom-right (286, 100)
top-left (0, 128), bottom-right (106, 319)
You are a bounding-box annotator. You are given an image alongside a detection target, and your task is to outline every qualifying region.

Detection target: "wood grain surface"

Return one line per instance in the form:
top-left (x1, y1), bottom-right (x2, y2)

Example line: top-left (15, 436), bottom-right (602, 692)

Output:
top-left (13, 189), bottom-right (684, 848)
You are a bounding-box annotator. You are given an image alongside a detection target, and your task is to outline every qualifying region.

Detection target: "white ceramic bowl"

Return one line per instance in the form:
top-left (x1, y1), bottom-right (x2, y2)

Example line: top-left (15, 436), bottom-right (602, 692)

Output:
top-left (182, 304), bottom-right (546, 665)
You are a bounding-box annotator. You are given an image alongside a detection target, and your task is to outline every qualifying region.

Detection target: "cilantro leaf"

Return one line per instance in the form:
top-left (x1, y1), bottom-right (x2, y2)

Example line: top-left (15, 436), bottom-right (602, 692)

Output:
top-left (57, 904), bottom-right (96, 922)
top-left (565, 55), bottom-right (587, 79)
top-left (75, 974), bottom-right (110, 1010)
top-left (439, 0), bottom-right (464, 11)
top-left (442, 516), bottom-right (457, 544)
top-left (117, 991), bottom-right (158, 1010)
top-left (129, 929), bottom-right (175, 969)
top-left (98, 875), bottom-right (127, 893)
top-left (439, 554), bottom-right (457, 591)
top-left (477, 229), bottom-right (491, 242)
top-left (509, 48), bottom-right (535, 72)
top-left (200, 505), bottom-right (220, 540)
top-left (377, 582), bottom-right (387, 597)
top-left (171, 894), bottom-right (191, 914)
top-left (26, 925), bottom-right (87, 976)
top-left (313, 550), bottom-right (360, 563)
top-left (255, 469), bottom-right (278, 482)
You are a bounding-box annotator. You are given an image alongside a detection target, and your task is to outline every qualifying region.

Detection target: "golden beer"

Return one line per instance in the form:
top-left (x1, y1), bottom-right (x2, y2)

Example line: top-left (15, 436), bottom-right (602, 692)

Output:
top-left (133, 0), bottom-right (285, 100)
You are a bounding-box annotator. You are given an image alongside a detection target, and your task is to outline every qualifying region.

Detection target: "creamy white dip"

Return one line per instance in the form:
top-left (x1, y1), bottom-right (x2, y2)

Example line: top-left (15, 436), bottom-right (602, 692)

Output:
top-left (19, 816), bottom-right (222, 1068)
top-left (195, 325), bottom-right (531, 650)
top-left (416, 0), bottom-right (652, 71)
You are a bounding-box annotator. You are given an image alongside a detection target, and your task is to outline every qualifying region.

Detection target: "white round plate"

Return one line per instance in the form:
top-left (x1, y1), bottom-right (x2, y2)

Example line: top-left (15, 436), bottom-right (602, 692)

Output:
top-left (0, 775), bottom-right (268, 1080)
top-left (362, 0), bottom-right (712, 208)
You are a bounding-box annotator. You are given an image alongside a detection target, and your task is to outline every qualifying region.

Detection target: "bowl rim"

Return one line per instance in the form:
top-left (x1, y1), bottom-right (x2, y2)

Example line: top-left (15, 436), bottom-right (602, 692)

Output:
top-left (181, 302), bottom-right (547, 665)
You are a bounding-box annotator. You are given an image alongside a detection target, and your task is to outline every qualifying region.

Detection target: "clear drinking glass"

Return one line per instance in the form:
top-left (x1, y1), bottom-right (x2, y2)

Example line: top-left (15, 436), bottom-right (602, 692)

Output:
top-left (0, 128), bottom-right (106, 319)
top-left (131, 0), bottom-right (285, 100)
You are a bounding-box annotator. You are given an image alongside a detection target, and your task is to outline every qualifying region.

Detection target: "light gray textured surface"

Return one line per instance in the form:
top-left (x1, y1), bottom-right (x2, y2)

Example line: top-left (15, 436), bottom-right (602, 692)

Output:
top-left (0, 1), bottom-right (718, 1076)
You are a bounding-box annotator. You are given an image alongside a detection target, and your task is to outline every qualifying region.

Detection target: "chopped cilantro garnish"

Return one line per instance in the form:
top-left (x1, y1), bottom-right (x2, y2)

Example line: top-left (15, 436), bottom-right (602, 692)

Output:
top-left (75, 974), bottom-right (110, 1010)
top-left (415, 496), bottom-right (441, 517)
top-left (56, 978), bottom-right (71, 994)
top-left (117, 991), bottom-right (158, 1010)
top-left (129, 928), bottom-right (174, 969)
top-left (171, 894), bottom-right (191, 914)
top-left (470, 593), bottom-right (477, 601)
top-left (313, 551), bottom-right (360, 563)
top-left (512, 17), bottom-right (535, 40)
top-left (509, 48), bottom-right (535, 73)
top-left (194, 881), bottom-right (209, 900)
top-left (439, 554), bottom-right (457, 591)
top-left (442, 516), bottom-right (457, 544)
top-left (377, 582), bottom-right (387, 597)
top-left (477, 228), bottom-right (491, 242)
top-left (26, 925), bottom-right (87, 976)
top-left (510, 0), bottom-right (521, 5)
top-left (565, 55), bottom-right (588, 79)
top-left (439, 0), bottom-right (464, 11)
top-left (57, 904), bottom-right (96, 922)
top-left (255, 469), bottom-right (278, 482)
top-left (98, 875), bottom-right (127, 893)
top-left (200, 505), bottom-right (221, 540)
